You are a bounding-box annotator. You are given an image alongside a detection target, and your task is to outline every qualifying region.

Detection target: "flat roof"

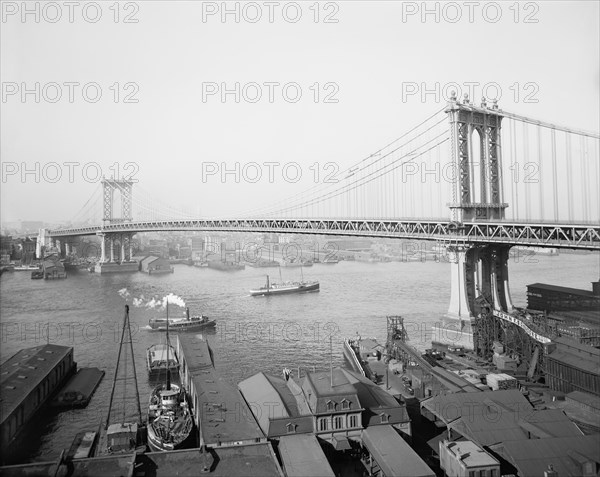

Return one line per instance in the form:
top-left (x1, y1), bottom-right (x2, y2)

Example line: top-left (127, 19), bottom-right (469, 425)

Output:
top-left (527, 283), bottom-right (597, 297)
top-left (0, 443), bottom-right (284, 476)
top-left (362, 425), bottom-right (435, 477)
top-left (177, 335), bottom-right (264, 446)
top-left (0, 344), bottom-right (72, 424)
top-left (278, 434), bottom-right (335, 477)
top-left (442, 440), bottom-right (499, 468)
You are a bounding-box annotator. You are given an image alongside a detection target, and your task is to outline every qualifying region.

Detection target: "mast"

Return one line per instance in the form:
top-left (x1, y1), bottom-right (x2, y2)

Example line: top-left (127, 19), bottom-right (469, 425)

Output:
top-left (106, 305), bottom-right (143, 429)
top-left (330, 334), bottom-right (333, 387)
top-left (166, 299), bottom-right (171, 391)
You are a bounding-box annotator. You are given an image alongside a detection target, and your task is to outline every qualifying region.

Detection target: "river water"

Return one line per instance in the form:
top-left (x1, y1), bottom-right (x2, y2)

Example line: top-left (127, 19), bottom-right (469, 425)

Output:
top-left (1, 252), bottom-right (598, 462)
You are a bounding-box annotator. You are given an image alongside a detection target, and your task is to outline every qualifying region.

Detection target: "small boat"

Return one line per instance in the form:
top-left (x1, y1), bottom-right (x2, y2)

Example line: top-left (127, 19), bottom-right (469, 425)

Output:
top-left (147, 344), bottom-right (179, 377)
top-left (67, 431), bottom-right (97, 460)
top-left (31, 270), bottom-right (44, 279)
top-left (250, 273), bottom-right (320, 297)
top-left (149, 307), bottom-right (216, 332)
top-left (321, 257), bottom-right (339, 264)
top-left (147, 299), bottom-right (195, 452)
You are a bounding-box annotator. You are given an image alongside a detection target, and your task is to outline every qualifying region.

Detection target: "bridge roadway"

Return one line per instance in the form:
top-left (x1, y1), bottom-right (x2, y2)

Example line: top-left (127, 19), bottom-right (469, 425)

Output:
top-left (47, 218), bottom-right (600, 250)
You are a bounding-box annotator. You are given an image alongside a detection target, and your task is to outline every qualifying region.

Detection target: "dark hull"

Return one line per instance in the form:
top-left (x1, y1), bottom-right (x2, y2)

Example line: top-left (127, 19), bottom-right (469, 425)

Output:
top-left (250, 282), bottom-right (320, 296)
top-left (148, 320), bottom-right (216, 332)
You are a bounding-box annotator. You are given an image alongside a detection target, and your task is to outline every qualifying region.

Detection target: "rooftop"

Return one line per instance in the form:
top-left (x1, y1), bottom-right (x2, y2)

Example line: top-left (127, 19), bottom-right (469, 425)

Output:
top-left (421, 389), bottom-right (532, 425)
top-left (362, 425), bottom-right (435, 477)
top-left (176, 335), bottom-right (263, 446)
top-left (442, 439), bottom-right (499, 468)
top-left (0, 344), bottom-right (72, 424)
top-left (490, 434), bottom-right (600, 477)
top-left (0, 443), bottom-right (284, 476)
top-left (528, 283), bottom-right (598, 297)
top-left (277, 434), bottom-right (335, 477)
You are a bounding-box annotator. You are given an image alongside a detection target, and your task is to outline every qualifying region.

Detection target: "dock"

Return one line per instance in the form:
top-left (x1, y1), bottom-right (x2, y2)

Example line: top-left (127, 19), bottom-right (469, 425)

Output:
top-left (50, 367), bottom-right (105, 409)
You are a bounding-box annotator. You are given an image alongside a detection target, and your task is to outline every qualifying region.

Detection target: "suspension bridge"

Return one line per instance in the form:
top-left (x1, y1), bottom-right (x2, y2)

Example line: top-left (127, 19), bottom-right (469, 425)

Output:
top-left (41, 93), bottom-right (600, 325)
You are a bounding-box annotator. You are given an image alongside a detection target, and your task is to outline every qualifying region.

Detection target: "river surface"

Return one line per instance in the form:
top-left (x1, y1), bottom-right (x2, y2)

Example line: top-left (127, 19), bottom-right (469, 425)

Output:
top-left (1, 253), bottom-right (598, 462)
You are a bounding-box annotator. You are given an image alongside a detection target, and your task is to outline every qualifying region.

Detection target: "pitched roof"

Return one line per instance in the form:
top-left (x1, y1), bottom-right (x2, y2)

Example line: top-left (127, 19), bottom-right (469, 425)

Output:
top-left (490, 434), bottom-right (600, 477)
top-left (362, 425), bottom-right (435, 477)
top-left (277, 434), bottom-right (335, 477)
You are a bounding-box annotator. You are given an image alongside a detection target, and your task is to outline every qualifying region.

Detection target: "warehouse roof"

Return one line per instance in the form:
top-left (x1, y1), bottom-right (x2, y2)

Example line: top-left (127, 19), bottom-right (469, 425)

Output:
top-left (0, 344), bottom-right (72, 424)
top-left (490, 434), bottom-right (600, 477)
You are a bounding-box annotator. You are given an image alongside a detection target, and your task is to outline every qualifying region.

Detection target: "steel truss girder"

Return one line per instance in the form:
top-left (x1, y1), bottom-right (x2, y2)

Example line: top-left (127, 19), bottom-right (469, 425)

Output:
top-left (47, 219), bottom-right (600, 250)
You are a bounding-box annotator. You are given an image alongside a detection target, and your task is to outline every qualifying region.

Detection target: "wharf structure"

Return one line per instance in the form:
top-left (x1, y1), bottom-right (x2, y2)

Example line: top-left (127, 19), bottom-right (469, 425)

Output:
top-left (0, 344), bottom-right (75, 462)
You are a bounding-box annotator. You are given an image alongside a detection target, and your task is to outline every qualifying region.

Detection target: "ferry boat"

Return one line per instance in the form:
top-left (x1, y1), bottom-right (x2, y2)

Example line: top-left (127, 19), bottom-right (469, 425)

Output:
top-left (149, 307), bottom-right (216, 332)
top-left (249, 274), bottom-right (320, 296)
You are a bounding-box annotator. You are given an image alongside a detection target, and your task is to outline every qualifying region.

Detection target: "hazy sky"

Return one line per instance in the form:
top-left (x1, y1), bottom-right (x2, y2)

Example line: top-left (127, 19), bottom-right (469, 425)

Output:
top-left (1, 1), bottom-right (599, 223)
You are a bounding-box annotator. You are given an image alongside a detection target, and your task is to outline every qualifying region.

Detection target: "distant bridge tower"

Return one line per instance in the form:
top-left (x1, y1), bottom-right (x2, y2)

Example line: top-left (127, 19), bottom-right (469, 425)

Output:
top-left (102, 178), bottom-right (134, 224)
top-left (96, 179), bottom-right (137, 270)
top-left (445, 94), bottom-right (513, 327)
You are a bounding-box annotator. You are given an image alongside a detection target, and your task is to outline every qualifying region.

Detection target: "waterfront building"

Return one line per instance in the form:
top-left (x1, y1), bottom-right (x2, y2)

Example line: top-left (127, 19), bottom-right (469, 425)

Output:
top-left (139, 255), bottom-right (173, 274)
top-left (238, 367), bottom-right (412, 445)
top-left (527, 282), bottom-right (600, 312)
top-left (0, 344), bottom-right (75, 461)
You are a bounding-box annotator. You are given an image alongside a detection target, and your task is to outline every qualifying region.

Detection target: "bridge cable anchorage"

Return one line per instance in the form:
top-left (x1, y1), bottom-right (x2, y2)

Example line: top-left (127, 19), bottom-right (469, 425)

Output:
top-left (235, 106), bottom-right (447, 219)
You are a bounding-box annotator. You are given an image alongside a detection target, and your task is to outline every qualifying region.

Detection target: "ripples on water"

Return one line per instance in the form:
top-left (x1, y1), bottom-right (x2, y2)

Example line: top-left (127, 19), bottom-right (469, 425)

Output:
top-left (1, 254), bottom-right (598, 461)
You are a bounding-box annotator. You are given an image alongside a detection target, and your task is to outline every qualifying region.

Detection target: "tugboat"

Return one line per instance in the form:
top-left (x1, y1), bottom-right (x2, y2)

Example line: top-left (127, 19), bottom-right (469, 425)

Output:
top-left (149, 307), bottom-right (216, 332)
top-left (147, 303), bottom-right (195, 452)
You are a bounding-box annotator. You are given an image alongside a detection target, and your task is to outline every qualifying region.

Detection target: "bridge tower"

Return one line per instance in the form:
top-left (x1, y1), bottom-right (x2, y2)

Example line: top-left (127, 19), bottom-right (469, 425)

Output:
top-left (96, 178), bottom-right (137, 272)
top-left (444, 94), bottom-right (513, 330)
top-left (102, 178), bottom-right (134, 224)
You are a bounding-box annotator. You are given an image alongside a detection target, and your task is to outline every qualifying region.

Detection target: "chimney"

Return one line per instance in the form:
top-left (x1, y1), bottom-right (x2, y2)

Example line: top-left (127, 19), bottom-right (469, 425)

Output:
top-left (592, 281), bottom-right (600, 296)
